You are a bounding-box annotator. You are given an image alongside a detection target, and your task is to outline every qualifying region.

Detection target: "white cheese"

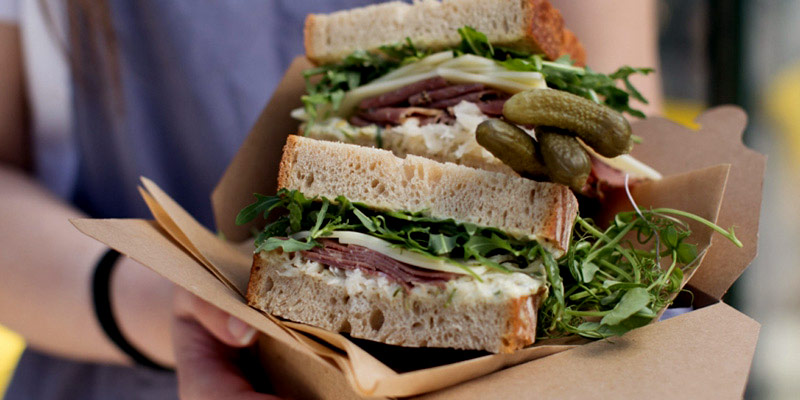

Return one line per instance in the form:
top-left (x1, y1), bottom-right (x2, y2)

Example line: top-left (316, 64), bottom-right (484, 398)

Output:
top-left (580, 142), bottom-right (663, 180)
top-left (291, 230), bottom-right (486, 276)
top-left (329, 53), bottom-right (546, 116)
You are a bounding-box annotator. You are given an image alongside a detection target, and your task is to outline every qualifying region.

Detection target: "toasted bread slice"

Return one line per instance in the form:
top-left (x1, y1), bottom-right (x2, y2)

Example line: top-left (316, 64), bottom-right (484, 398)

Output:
top-left (304, 0), bottom-right (586, 66)
top-left (247, 249), bottom-right (545, 353)
top-left (278, 135), bottom-right (577, 257)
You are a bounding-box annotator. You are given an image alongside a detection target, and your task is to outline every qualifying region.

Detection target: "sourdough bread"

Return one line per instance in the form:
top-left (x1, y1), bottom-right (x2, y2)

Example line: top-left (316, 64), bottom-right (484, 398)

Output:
top-left (278, 135), bottom-right (577, 257)
top-left (304, 0), bottom-right (586, 66)
top-left (247, 250), bottom-right (545, 353)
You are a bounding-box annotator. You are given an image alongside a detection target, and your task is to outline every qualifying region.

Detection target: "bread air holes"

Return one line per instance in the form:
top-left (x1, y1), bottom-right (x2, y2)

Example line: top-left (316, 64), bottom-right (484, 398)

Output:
top-left (369, 309), bottom-right (384, 331)
top-left (370, 179), bottom-right (386, 195)
top-left (263, 276), bottom-right (274, 292)
top-left (403, 163), bottom-right (415, 182)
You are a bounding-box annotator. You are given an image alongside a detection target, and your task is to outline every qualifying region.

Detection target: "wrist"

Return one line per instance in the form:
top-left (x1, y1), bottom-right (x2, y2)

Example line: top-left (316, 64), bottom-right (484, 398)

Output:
top-left (110, 255), bottom-right (176, 367)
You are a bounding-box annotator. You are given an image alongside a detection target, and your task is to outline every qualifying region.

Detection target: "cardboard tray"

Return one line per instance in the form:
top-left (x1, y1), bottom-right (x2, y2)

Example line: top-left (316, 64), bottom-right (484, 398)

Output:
top-left (73, 57), bottom-right (765, 399)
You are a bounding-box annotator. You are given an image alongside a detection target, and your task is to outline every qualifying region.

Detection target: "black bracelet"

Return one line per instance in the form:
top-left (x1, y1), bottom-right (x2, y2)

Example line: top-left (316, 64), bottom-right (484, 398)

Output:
top-left (92, 248), bottom-right (172, 371)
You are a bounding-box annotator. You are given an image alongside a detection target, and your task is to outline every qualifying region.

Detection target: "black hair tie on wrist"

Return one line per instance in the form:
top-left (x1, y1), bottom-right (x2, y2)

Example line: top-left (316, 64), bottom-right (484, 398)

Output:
top-left (92, 248), bottom-right (172, 371)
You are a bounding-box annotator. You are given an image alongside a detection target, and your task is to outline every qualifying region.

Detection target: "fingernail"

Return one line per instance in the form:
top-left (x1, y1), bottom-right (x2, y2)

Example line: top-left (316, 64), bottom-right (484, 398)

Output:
top-left (227, 316), bottom-right (257, 345)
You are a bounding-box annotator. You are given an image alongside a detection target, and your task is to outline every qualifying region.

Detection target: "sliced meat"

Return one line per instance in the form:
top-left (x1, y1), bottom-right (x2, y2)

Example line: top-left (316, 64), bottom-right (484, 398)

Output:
top-left (590, 155), bottom-right (629, 187)
top-left (301, 239), bottom-right (456, 290)
top-left (418, 113), bottom-right (456, 126)
top-left (353, 77), bottom-right (512, 127)
top-left (428, 90), bottom-right (509, 109)
top-left (358, 77), bottom-right (448, 109)
top-left (348, 115), bottom-right (372, 127)
top-left (581, 154), bottom-right (643, 198)
top-left (474, 99), bottom-right (507, 116)
top-left (355, 107), bottom-right (444, 126)
top-left (409, 83), bottom-right (486, 106)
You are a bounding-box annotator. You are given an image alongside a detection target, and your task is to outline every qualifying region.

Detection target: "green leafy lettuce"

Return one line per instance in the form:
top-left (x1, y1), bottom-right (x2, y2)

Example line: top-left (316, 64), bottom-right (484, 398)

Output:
top-left (456, 26), bottom-right (654, 118)
top-left (236, 189), bottom-right (543, 278)
top-left (302, 39), bottom-right (431, 123)
top-left (302, 26), bottom-right (653, 123)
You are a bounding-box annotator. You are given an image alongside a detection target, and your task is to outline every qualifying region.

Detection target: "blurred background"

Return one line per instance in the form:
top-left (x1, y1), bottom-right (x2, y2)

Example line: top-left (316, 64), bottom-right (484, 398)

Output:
top-left (658, 1), bottom-right (800, 397)
top-left (1, 0), bottom-right (799, 398)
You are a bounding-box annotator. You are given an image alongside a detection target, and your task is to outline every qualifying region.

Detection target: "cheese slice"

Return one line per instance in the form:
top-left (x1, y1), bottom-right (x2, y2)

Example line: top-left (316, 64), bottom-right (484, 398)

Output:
top-left (290, 230), bottom-right (486, 276)
top-left (580, 141), bottom-right (663, 180)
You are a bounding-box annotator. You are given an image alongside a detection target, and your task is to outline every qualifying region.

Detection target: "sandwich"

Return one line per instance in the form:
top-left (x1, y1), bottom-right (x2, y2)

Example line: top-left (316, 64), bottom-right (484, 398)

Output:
top-left (294, 0), bottom-right (661, 196)
top-left (238, 136), bottom-right (739, 353)
top-left (242, 135), bottom-right (576, 353)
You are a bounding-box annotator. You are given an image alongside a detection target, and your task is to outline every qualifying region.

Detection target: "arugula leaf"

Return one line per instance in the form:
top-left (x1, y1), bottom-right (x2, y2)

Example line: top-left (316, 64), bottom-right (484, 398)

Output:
top-left (255, 218), bottom-right (290, 245)
top-left (255, 237), bottom-right (317, 253)
top-left (580, 261), bottom-right (600, 283)
top-left (464, 234), bottom-right (513, 257)
top-left (352, 208), bottom-right (378, 232)
top-left (299, 26), bottom-right (653, 121)
top-left (287, 202), bottom-right (303, 232)
top-left (457, 26), bottom-right (494, 57)
top-left (301, 40), bottom-right (429, 125)
top-left (429, 233), bottom-right (458, 255)
top-left (600, 287), bottom-right (652, 326)
top-left (308, 198), bottom-right (330, 239)
top-left (235, 194), bottom-right (282, 225)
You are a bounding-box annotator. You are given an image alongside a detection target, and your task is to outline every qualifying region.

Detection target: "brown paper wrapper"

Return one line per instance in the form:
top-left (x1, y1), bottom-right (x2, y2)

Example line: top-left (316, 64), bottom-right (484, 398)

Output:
top-left (72, 57), bottom-right (765, 399)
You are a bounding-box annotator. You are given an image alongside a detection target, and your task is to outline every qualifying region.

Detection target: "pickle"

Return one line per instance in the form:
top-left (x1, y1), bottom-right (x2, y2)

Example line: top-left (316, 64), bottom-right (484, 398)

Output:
top-left (475, 119), bottom-right (548, 177)
top-left (538, 128), bottom-right (591, 191)
top-left (503, 89), bottom-right (633, 157)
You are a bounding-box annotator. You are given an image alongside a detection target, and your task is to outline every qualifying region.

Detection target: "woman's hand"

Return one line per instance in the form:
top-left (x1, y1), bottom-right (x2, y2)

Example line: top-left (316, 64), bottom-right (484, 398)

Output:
top-left (172, 288), bottom-right (282, 400)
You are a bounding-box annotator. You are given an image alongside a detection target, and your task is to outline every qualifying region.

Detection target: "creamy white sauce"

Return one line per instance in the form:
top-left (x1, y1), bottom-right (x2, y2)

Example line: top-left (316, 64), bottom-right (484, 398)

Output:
top-left (280, 251), bottom-right (546, 304)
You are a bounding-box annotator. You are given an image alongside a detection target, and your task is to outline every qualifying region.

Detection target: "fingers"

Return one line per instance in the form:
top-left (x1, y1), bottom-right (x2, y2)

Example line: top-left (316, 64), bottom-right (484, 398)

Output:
top-left (174, 289), bottom-right (257, 348)
top-left (172, 317), bottom-right (281, 400)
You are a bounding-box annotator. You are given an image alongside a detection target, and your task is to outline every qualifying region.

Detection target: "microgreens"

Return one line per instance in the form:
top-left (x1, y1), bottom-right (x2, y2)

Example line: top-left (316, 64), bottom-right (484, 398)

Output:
top-left (538, 207), bottom-right (741, 340)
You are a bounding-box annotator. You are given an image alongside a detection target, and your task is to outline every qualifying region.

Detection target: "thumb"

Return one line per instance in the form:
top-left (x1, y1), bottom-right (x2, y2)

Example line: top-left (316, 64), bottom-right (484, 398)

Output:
top-left (173, 317), bottom-right (280, 400)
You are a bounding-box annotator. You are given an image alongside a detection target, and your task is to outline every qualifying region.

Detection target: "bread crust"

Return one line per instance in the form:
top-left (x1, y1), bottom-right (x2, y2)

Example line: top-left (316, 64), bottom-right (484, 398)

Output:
top-left (560, 29), bottom-right (587, 66)
top-left (247, 250), bottom-right (546, 353)
top-left (277, 135), bottom-right (578, 257)
top-left (523, 0), bottom-right (565, 61)
top-left (304, 0), bottom-right (586, 66)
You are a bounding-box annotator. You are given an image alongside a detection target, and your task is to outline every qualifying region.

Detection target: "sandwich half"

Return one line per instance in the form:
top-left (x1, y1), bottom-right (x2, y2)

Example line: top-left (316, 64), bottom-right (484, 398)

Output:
top-left (296, 0), bottom-right (661, 197)
top-left (304, 0), bottom-right (586, 66)
top-left (243, 135), bottom-right (578, 353)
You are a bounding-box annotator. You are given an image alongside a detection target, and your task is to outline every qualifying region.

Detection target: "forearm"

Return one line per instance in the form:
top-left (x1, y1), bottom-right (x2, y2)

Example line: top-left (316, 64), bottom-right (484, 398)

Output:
top-left (0, 166), bottom-right (175, 366)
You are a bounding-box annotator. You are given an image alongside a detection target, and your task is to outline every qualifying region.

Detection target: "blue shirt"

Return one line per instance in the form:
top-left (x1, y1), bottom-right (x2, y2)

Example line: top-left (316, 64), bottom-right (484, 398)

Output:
top-left (7, 1), bottom-right (389, 399)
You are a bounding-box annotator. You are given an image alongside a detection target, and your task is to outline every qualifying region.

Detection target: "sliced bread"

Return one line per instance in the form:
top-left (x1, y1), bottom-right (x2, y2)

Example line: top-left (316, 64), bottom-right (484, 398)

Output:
top-left (246, 249), bottom-right (545, 353)
top-left (304, 0), bottom-right (586, 66)
top-left (278, 135), bottom-right (578, 257)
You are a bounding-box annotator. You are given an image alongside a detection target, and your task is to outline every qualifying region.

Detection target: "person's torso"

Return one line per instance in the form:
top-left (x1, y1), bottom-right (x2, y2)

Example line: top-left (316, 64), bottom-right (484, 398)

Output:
top-left (8, 1), bottom-right (389, 399)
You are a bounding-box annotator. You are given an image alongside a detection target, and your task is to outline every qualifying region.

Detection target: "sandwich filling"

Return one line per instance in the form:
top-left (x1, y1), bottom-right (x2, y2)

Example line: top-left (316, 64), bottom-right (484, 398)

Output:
top-left (237, 189), bottom-right (550, 293)
top-left (295, 27), bottom-right (661, 195)
top-left (239, 186), bottom-right (743, 341)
